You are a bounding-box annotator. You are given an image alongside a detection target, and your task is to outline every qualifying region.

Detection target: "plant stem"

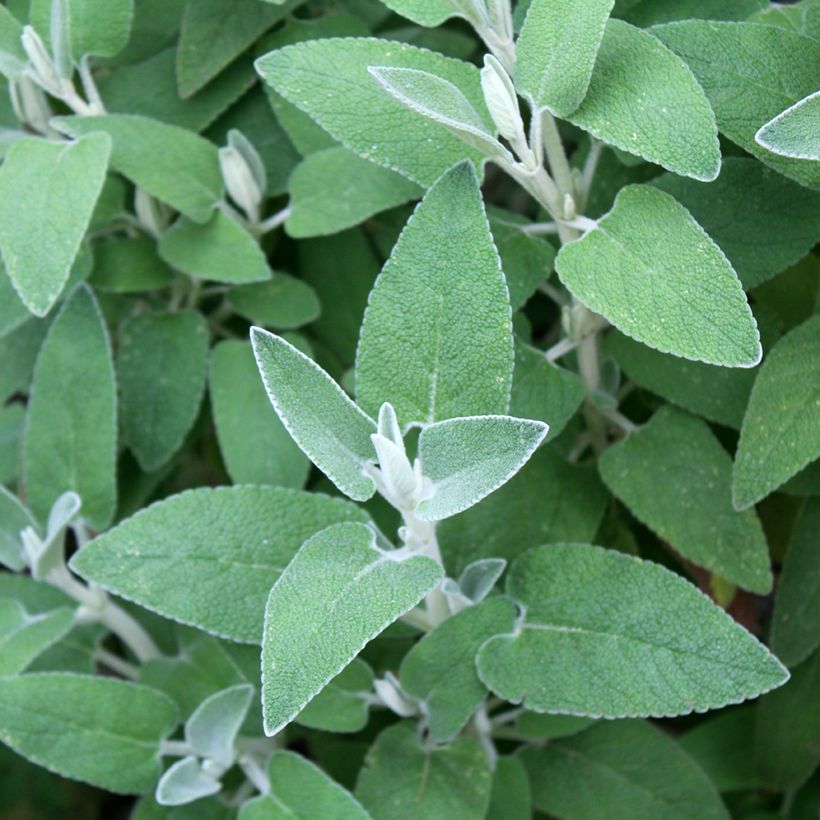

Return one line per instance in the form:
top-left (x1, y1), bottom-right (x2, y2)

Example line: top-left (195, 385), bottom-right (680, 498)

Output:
top-left (239, 754), bottom-right (270, 795)
top-left (160, 740), bottom-right (193, 757)
top-left (94, 647), bottom-right (139, 680)
top-left (258, 206), bottom-right (292, 234)
top-left (541, 112), bottom-right (575, 200)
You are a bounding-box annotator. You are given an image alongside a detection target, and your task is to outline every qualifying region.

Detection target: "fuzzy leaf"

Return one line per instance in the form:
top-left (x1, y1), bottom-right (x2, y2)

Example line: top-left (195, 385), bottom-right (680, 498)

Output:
top-left (415, 415), bottom-right (548, 521)
top-left (89, 236), bottom-right (175, 293)
top-left (0, 673), bottom-right (178, 794)
top-left (0, 601), bottom-right (74, 676)
top-left (555, 185), bottom-right (761, 367)
top-left (0, 486), bottom-right (37, 571)
top-left (487, 756), bottom-right (531, 820)
top-left (54, 114), bottom-right (222, 223)
top-left (251, 329), bottom-right (377, 502)
top-left (516, 0), bottom-right (614, 117)
top-left (733, 315), bottom-right (820, 508)
top-left (29, 0), bottom-right (133, 58)
top-left (155, 756), bottom-right (220, 806)
top-left (70, 486), bottom-right (368, 643)
top-left (477, 543), bottom-right (788, 718)
top-left (599, 405), bottom-right (772, 593)
top-left (227, 275), bottom-right (319, 330)
top-left (756, 91), bottom-right (820, 160)
top-left (261, 522), bottom-right (442, 735)
top-left (376, 0), bottom-right (457, 27)
top-left (24, 286), bottom-right (117, 529)
top-left (0, 134), bottom-right (110, 317)
top-left (356, 163), bottom-right (514, 425)
top-left (255, 38), bottom-right (488, 186)
top-left (567, 20), bottom-right (720, 180)
top-left (185, 684), bottom-right (253, 767)
top-left (295, 658), bottom-right (373, 733)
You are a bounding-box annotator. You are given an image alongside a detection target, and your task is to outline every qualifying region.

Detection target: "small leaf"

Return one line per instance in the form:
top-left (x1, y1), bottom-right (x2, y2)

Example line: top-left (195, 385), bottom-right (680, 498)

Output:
top-left (770, 499), bottom-right (820, 668)
top-left (0, 486), bottom-right (37, 571)
top-left (555, 185), bottom-right (761, 367)
top-left (261, 522), bottom-right (442, 735)
top-left (0, 673), bottom-right (178, 794)
top-left (599, 405), bottom-right (772, 593)
top-left (0, 600), bottom-right (74, 676)
top-left (0, 134), bottom-right (111, 316)
top-left (756, 90), bottom-right (820, 160)
top-left (295, 658), bottom-right (373, 733)
top-left (567, 19), bottom-right (720, 180)
top-left (119, 310), bottom-right (209, 471)
top-left (400, 597), bottom-right (517, 742)
top-left (355, 723), bottom-right (492, 820)
top-left (477, 543), bottom-right (788, 718)
top-left (209, 340), bottom-right (309, 488)
top-left (185, 684), bottom-right (253, 767)
top-left (516, 0), bottom-right (614, 117)
top-left (155, 756), bottom-right (220, 806)
top-left (227, 275), bottom-right (319, 330)
top-left (521, 720), bottom-right (730, 820)
top-left (159, 211), bottom-right (271, 284)
top-left (29, 0), bottom-right (134, 59)
top-left (732, 314), bottom-right (820, 508)
top-left (24, 286), bottom-right (117, 529)
top-left (251, 329), bottom-right (377, 502)
top-left (54, 114), bottom-right (222, 223)
top-left (70, 486), bottom-right (369, 642)
top-left (255, 38), bottom-right (488, 186)
top-left (356, 162), bottom-right (514, 425)
top-left (376, 0), bottom-right (458, 27)
top-left (415, 415), bottom-right (548, 521)
top-left (239, 750), bottom-right (371, 820)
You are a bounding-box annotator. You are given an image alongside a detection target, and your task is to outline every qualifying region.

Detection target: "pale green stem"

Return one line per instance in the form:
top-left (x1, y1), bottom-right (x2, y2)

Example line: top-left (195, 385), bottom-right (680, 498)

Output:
top-left (258, 205), bottom-right (292, 234)
top-left (94, 647), bottom-right (139, 680)
top-left (541, 112), bottom-right (575, 201)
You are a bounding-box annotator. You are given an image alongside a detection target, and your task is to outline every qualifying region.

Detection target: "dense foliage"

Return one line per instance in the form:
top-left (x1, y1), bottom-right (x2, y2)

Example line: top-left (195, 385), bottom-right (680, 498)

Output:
top-left (0, 0), bottom-right (818, 818)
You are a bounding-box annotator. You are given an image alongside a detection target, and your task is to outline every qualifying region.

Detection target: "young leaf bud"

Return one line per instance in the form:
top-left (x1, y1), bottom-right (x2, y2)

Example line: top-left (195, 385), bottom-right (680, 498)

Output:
top-left (480, 54), bottom-right (523, 145)
top-left (219, 130), bottom-right (265, 220)
top-left (485, 0), bottom-right (513, 42)
top-left (21, 26), bottom-right (64, 98)
top-left (50, 0), bottom-right (73, 80)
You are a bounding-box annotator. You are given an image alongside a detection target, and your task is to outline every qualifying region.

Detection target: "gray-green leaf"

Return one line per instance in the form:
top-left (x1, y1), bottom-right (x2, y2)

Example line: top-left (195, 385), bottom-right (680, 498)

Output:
top-left (29, 0), bottom-right (134, 59)
top-left (185, 684), bottom-right (252, 766)
top-left (477, 543), bottom-right (788, 718)
top-left (0, 486), bottom-right (37, 571)
top-left (0, 600), bottom-right (74, 676)
top-left (555, 185), bottom-right (761, 367)
top-left (295, 658), bottom-right (373, 733)
top-left (756, 91), bottom-right (820, 160)
top-left (261, 522), bottom-right (442, 735)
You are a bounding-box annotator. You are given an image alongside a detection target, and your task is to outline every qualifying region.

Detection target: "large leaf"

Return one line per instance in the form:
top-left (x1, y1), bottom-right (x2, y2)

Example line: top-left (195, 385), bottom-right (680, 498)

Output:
top-left (654, 20), bottom-right (820, 189)
top-left (251, 329), bottom-right (377, 502)
top-left (119, 310), bottom-right (209, 471)
top-left (567, 20), bottom-right (720, 180)
top-left (0, 134), bottom-right (110, 316)
top-left (70, 486), bottom-right (369, 643)
top-left (555, 185), bottom-right (761, 367)
top-left (0, 673), bottom-right (177, 794)
top-left (599, 405), bottom-right (772, 593)
top-left (756, 91), bottom-right (820, 160)
top-left (520, 720), bottom-right (729, 820)
top-left (733, 314), bottom-right (820, 508)
top-left (54, 115), bottom-right (222, 223)
top-left (516, 0), bottom-right (614, 117)
top-left (355, 724), bottom-right (492, 820)
top-left (255, 38), bottom-right (488, 185)
top-left (356, 163), bottom-right (514, 425)
top-left (477, 544), bottom-right (788, 717)
top-left (209, 340), bottom-right (309, 488)
top-left (415, 415), bottom-right (548, 521)
top-left (24, 286), bottom-right (117, 529)
top-left (261, 522), bottom-right (442, 735)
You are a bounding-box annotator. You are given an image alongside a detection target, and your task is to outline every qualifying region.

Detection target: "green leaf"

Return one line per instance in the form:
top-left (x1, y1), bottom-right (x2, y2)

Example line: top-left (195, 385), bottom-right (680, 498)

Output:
top-left (0, 319), bottom-right (48, 403)
top-left (652, 158), bottom-right (820, 289)
top-left (24, 286), bottom-right (117, 529)
top-left (185, 684), bottom-right (252, 766)
top-left (520, 720), bottom-right (730, 820)
top-left (119, 310), bottom-right (209, 471)
top-left (356, 163), bottom-right (513, 425)
top-left (556, 185), bottom-right (761, 367)
top-left (89, 236), bottom-right (175, 293)
top-left (70, 486), bottom-right (369, 643)
top-left (30, 0), bottom-right (133, 59)
top-left (376, 0), bottom-right (458, 27)
top-left (623, 0), bottom-right (767, 25)
top-left (209, 340), bottom-right (309, 488)
top-left (599, 405), bottom-right (772, 593)
top-left (516, 0), bottom-right (614, 117)
top-left (0, 403), bottom-right (23, 485)
top-left (487, 756), bottom-right (531, 820)
top-left (0, 5), bottom-right (26, 79)
top-left (227, 275), bottom-right (319, 330)
top-left (566, 20), bottom-right (720, 180)
top-left (176, 0), bottom-right (291, 98)
top-left (0, 600), bottom-right (74, 676)
top-left (653, 20), bottom-right (820, 190)
top-left (0, 134), bottom-right (111, 317)
top-left (261, 522), bottom-right (441, 735)
top-left (0, 673), bottom-right (178, 794)
top-left (755, 650), bottom-right (820, 791)
top-left (0, 487), bottom-right (37, 571)
top-left (0, 261), bottom-right (30, 337)
top-left (476, 543), bottom-right (788, 718)
top-left (251, 329), bottom-right (377, 501)
top-left (756, 91), bottom-right (820, 160)
top-left (54, 115), bottom-right (222, 223)
top-left (770, 499), bottom-right (820, 668)
top-left (733, 314), bottom-right (820, 508)
top-left (255, 38), bottom-right (488, 186)
top-left (156, 755), bottom-right (220, 806)
top-left (286, 147), bottom-right (421, 238)
top-left (295, 658), bottom-right (373, 733)
top-left (355, 723), bottom-right (492, 820)
top-left (399, 597), bottom-right (517, 742)
top-left (415, 415), bottom-right (548, 521)
top-left (239, 750), bottom-right (371, 820)
top-left (439, 448), bottom-right (608, 575)
top-left (159, 212), bottom-right (271, 284)
top-left (516, 712), bottom-right (596, 740)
